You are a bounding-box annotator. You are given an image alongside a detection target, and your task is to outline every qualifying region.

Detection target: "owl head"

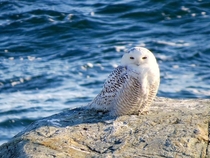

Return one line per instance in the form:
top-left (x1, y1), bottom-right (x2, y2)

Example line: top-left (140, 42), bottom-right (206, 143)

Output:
top-left (121, 47), bottom-right (158, 68)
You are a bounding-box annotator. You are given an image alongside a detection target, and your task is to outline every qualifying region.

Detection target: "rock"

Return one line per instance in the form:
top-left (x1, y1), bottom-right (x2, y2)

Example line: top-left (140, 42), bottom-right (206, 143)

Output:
top-left (0, 97), bottom-right (209, 158)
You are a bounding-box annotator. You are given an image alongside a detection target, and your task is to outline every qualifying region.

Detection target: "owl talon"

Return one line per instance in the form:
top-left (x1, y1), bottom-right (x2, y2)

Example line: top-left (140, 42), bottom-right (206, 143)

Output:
top-left (139, 111), bottom-right (149, 115)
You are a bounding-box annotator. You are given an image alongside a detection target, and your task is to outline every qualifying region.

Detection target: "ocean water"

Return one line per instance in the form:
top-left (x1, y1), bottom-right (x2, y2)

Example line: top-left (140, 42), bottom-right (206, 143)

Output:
top-left (0, 0), bottom-right (210, 145)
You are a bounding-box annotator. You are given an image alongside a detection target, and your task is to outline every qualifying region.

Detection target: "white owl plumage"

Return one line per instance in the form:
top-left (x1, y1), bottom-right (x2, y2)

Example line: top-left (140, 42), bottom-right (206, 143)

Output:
top-left (88, 47), bottom-right (160, 116)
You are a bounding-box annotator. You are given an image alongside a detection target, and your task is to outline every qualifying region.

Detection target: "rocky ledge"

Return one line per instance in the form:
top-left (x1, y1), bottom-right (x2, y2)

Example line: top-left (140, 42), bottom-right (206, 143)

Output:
top-left (0, 97), bottom-right (209, 158)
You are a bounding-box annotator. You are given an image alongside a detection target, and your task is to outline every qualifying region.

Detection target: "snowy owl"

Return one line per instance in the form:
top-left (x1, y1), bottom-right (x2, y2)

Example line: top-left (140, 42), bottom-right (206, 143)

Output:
top-left (88, 47), bottom-right (160, 116)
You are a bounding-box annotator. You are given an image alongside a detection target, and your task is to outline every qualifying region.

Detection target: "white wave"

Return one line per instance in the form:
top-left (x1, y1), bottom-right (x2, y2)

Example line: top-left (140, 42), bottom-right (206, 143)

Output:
top-left (156, 40), bottom-right (190, 47)
top-left (114, 46), bottom-right (126, 52)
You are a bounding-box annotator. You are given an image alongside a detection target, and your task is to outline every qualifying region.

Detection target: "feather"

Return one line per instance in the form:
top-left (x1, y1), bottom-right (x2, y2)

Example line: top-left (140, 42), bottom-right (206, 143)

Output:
top-left (89, 66), bottom-right (146, 116)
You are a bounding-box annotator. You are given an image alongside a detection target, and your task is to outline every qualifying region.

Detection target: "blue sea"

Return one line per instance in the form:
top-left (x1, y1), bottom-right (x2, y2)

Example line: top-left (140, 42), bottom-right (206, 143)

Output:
top-left (0, 0), bottom-right (210, 145)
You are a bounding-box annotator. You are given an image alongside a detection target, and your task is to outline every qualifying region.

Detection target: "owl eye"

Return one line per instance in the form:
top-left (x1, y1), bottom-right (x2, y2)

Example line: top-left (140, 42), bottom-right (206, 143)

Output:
top-left (130, 57), bottom-right (134, 60)
top-left (142, 57), bottom-right (147, 59)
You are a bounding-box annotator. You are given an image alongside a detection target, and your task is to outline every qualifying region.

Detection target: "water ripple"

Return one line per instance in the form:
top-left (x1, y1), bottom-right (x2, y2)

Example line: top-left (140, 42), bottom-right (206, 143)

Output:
top-left (0, 0), bottom-right (210, 145)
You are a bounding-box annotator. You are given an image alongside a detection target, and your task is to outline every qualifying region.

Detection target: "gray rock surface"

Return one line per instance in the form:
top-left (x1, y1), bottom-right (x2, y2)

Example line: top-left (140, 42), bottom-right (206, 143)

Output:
top-left (0, 97), bottom-right (209, 158)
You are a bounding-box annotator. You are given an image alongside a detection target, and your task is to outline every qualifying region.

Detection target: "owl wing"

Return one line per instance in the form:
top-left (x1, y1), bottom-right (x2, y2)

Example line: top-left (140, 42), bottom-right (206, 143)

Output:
top-left (89, 66), bottom-right (145, 116)
top-left (89, 66), bottom-right (128, 110)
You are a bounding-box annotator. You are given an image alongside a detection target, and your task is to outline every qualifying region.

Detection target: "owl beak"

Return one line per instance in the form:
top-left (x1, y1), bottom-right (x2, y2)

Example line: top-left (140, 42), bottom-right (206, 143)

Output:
top-left (135, 60), bottom-right (141, 66)
top-left (136, 63), bottom-right (140, 66)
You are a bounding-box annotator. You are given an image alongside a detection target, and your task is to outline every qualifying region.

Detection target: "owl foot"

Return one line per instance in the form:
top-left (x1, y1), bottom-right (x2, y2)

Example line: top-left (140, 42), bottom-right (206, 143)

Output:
top-left (138, 110), bottom-right (149, 115)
